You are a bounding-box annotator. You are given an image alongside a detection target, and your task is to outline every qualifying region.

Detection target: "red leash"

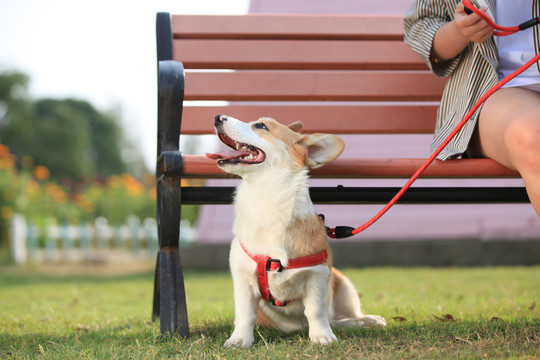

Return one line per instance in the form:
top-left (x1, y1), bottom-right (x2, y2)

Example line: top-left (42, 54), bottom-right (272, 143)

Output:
top-left (327, 3), bottom-right (540, 239)
top-left (462, 0), bottom-right (540, 36)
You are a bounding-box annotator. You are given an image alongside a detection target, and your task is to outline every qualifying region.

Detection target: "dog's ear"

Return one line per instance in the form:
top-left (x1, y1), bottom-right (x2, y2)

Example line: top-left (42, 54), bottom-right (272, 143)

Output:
top-left (297, 134), bottom-right (345, 169)
top-left (288, 121), bottom-right (303, 133)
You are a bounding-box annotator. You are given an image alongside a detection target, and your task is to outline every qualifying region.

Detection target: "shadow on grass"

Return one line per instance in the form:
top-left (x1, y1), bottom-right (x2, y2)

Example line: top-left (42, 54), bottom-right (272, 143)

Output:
top-left (185, 317), bottom-right (540, 347)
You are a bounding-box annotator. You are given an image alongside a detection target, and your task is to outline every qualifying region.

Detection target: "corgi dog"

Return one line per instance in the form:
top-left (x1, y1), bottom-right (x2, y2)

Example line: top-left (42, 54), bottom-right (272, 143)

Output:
top-left (206, 115), bottom-right (386, 347)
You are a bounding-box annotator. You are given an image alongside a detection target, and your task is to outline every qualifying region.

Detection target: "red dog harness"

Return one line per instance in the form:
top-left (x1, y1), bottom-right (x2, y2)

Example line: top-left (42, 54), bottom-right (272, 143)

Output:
top-left (240, 242), bottom-right (328, 306)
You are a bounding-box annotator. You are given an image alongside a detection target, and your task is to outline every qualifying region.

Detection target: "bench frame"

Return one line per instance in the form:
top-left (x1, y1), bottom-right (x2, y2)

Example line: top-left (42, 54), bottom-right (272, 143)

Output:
top-left (153, 12), bottom-right (529, 337)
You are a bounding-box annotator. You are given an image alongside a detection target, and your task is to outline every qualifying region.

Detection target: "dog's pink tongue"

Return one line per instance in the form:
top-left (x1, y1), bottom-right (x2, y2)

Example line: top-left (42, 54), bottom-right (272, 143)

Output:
top-left (205, 149), bottom-right (249, 160)
top-left (205, 153), bottom-right (222, 160)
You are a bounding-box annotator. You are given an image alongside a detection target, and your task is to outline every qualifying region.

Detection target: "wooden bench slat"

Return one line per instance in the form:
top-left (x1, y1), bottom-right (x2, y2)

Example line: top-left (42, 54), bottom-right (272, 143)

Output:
top-left (184, 71), bottom-right (446, 102)
top-left (312, 158), bottom-right (520, 178)
top-left (179, 155), bottom-right (520, 179)
top-left (175, 39), bottom-right (427, 70)
top-left (181, 103), bottom-right (438, 134)
top-left (172, 14), bottom-right (405, 40)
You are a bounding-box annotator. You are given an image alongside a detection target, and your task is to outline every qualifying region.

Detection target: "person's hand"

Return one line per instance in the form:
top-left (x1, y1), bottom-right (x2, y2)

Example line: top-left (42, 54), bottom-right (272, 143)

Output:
top-left (453, 2), bottom-right (494, 43)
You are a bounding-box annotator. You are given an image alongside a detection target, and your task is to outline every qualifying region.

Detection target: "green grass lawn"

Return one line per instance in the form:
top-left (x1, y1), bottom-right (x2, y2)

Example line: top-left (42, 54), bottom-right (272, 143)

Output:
top-left (0, 263), bottom-right (539, 359)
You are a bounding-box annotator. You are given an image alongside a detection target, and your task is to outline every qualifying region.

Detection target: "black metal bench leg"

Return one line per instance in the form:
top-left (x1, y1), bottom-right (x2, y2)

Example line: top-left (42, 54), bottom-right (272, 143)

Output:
top-left (157, 175), bottom-right (189, 338)
top-left (154, 10), bottom-right (188, 335)
top-left (159, 247), bottom-right (189, 337)
top-left (152, 251), bottom-right (160, 321)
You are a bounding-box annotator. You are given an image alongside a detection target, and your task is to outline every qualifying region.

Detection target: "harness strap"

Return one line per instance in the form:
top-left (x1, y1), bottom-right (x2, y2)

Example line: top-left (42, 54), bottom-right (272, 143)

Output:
top-left (240, 242), bottom-right (328, 306)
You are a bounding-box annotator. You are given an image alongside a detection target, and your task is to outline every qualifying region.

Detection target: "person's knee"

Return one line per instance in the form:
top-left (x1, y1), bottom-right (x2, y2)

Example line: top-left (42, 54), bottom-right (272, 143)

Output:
top-left (504, 112), bottom-right (540, 171)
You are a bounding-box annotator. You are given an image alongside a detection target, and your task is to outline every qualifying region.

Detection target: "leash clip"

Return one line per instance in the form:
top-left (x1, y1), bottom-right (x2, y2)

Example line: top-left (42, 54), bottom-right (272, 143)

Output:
top-left (328, 226), bottom-right (356, 239)
top-left (518, 17), bottom-right (540, 31)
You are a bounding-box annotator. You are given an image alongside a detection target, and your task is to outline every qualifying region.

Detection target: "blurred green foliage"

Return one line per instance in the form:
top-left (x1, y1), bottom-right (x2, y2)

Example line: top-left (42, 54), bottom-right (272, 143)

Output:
top-left (0, 69), bottom-right (199, 246)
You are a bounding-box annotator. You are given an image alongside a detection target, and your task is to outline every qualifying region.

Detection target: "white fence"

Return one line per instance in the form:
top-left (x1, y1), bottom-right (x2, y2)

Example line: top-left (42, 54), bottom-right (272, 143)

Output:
top-left (9, 214), bottom-right (197, 264)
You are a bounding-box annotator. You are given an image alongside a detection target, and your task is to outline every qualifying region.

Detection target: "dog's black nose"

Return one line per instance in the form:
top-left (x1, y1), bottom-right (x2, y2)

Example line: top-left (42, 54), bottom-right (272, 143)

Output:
top-left (215, 114), bottom-right (227, 126)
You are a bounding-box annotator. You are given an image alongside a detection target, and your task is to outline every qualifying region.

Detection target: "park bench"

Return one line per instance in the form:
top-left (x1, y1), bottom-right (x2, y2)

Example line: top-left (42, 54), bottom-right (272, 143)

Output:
top-left (153, 12), bottom-right (529, 337)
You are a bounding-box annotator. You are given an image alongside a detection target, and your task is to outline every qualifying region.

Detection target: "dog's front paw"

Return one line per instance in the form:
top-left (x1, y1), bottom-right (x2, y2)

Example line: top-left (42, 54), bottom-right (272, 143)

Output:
top-left (224, 335), bottom-right (254, 348)
top-left (309, 331), bottom-right (337, 345)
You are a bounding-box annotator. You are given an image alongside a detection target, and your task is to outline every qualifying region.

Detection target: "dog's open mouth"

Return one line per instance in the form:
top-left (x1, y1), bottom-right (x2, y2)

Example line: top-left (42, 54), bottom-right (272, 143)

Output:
top-left (206, 131), bottom-right (266, 165)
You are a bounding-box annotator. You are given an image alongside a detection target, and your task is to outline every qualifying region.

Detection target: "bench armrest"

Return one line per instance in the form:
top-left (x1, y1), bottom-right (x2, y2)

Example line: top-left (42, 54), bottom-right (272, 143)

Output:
top-left (157, 60), bottom-right (184, 157)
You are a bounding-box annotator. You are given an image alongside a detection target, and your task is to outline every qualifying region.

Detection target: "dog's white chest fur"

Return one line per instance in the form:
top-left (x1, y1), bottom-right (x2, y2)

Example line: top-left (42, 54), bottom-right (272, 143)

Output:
top-left (233, 170), bottom-right (313, 255)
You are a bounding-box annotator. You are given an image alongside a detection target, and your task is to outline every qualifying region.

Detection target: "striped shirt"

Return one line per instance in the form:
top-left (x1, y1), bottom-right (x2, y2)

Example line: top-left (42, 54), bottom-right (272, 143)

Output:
top-left (403, 0), bottom-right (540, 160)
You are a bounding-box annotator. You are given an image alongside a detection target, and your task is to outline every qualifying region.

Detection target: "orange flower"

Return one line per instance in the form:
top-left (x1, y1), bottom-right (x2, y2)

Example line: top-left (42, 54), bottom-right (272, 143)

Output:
top-left (74, 194), bottom-right (95, 213)
top-left (0, 144), bottom-right (10, 157)
top-left (0, 154), bottom-right (15, 170)
top-left (122, 173), bottom-right (143, 196)
top-left (33, 165), bottom-right (50, 181)
top-left (43, 183), bottom-right (67, 203)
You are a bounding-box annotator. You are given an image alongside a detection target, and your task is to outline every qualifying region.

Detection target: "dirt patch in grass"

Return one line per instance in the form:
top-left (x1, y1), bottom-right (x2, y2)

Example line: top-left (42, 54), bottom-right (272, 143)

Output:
top-left (1, 257), bottom-right (155, 276)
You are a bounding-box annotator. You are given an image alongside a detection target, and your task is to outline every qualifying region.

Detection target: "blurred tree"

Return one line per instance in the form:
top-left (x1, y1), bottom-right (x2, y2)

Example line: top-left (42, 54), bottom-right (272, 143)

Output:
top-left (0, 70), bottom-right (29, 104)
top-left (20, 99), bottom-right (96, 180)
top-left (0, 69), bottom-right (148, 182)
top-left (0, 70), bottom-right (30, 133)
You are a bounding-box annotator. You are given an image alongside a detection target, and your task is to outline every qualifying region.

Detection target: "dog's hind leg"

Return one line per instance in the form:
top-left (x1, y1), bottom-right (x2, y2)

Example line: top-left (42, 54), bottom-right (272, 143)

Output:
top-left (330, 269), bottom-right (386, 328)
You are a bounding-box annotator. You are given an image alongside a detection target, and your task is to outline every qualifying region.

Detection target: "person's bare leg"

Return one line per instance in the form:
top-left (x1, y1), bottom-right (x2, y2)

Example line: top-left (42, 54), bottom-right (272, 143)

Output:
top-left (477, 87), bottom-right (540, 216)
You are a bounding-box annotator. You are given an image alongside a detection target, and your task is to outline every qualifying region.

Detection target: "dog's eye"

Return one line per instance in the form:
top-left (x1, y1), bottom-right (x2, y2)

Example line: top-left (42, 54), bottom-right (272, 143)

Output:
top-left (254, 122), bottom-right (268, 131)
